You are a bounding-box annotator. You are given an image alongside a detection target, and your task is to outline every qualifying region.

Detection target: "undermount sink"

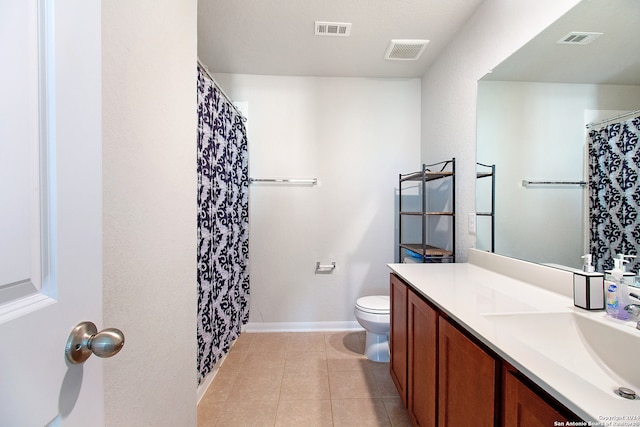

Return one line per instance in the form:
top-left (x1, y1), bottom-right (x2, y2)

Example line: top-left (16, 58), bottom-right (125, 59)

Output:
top-left (483, 311), bottom-right (640, 391)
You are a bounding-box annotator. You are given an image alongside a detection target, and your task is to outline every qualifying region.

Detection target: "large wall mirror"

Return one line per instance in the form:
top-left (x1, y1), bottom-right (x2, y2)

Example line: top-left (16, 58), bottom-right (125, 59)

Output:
top-left (476, 0), bottom-right (640, 270)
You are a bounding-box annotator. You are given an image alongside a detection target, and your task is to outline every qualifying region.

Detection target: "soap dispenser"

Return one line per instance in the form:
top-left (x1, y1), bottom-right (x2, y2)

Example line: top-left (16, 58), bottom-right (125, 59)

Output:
top-left (604, 258), bottom-right (631, 320)
top-left (615, 253), bottom-right (636, 285)
top-left (573, 254), bottom-right (604, 310)
top-left (582, 254), bottom-right (595, 272)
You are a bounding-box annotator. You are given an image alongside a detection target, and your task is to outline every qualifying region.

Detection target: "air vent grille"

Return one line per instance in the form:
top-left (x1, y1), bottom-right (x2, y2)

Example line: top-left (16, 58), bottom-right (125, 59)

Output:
top-left (315, 21), bottom-right (352, 37)
top-left (557, 32), bottom-right (603, 45)
top-left (385, 39), bottom-right (429, 61)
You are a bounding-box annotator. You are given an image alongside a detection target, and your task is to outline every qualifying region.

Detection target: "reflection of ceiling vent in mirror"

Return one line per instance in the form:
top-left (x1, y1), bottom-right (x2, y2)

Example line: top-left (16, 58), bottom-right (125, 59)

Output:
top-left (557, 32), bottom-right (603, 45)
top-left (315, 21), bottom-right (352, 36)
top-left (385, 39), bottom-right (429, 60)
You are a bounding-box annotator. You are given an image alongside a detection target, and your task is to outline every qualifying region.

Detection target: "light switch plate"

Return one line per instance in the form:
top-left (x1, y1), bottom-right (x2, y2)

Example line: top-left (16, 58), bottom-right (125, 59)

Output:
top-left (468, 213), bottom-right (476, 234)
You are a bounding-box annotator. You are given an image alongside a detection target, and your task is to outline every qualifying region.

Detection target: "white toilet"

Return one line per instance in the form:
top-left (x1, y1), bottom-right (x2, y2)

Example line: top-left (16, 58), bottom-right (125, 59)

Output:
top-left (354, 295), bottom-right (390, 362)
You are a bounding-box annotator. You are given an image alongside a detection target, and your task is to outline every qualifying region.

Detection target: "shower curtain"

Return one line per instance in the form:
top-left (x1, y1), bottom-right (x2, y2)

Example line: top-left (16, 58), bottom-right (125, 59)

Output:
top-left (197, 67), bottom-right (249, 384)
top-left (588, 114), bottom-right (640, 273)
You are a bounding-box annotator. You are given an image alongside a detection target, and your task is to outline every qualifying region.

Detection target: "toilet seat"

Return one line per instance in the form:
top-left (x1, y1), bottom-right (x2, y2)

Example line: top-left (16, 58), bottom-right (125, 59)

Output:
top-left (355, 295), bottom-right (390, 314)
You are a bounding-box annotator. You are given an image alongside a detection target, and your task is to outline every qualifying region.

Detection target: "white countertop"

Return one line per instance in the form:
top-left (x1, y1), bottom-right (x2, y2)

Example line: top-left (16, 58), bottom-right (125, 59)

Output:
top-left (388, 257), bottom-right (640, 424)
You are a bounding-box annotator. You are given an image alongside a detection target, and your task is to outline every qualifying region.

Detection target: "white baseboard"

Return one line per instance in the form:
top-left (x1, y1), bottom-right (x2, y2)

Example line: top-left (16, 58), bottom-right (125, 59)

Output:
top-left (197, 368), bottom-right (217, 404)
top-left (244, 320), bottom-right (362, 332)
top-left (196, 337), bottom-right (240, 404)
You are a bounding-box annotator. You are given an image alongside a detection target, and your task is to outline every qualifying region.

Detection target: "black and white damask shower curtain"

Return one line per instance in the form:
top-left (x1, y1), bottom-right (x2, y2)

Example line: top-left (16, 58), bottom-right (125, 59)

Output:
top-left (588, 115), bottom-right (640, 273)
top-left (197, 67), bottom-right (249, 384)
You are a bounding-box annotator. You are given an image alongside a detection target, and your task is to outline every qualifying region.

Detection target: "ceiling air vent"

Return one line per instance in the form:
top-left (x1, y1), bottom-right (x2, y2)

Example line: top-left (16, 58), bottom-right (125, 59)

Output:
top-left (557, 32), bottom-right (603, 45)
top-left (315, 21), bottom-right (352, 37)
top-left (385, 39), bottom-right (429, 60)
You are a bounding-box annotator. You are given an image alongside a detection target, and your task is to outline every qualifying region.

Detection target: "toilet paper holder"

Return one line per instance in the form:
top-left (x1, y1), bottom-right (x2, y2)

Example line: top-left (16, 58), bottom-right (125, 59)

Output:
top-left (315, 262), bottom-right (336, 273)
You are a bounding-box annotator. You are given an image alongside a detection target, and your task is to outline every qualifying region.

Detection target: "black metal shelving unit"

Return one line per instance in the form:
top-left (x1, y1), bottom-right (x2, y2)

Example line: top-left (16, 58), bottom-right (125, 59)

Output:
top-left (476, 162), bottom-right (495, 253)
top-left (398, 158), bottom-right (455, 263)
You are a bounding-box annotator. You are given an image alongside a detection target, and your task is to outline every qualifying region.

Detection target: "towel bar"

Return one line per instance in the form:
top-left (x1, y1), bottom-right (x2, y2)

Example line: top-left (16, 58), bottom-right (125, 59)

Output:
top-left (522, 180), bottom-right (586, 187)
top-left (249, 178), bottom-right (317, 185)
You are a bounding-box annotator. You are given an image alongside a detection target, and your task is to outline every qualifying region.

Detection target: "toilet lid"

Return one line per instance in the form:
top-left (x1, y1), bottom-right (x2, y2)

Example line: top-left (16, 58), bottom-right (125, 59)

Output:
top-left (356, 295), bottom-right (390, 314)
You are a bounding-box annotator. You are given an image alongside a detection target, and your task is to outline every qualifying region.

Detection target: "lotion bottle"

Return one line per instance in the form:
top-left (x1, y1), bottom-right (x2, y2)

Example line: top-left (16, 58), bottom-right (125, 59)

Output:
top-left (605, 258), bottom-right (631, 320)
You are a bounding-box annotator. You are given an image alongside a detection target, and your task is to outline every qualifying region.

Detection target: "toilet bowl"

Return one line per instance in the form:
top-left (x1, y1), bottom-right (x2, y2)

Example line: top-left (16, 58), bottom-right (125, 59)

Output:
top-left (354, 295), bottom-right (390, 362)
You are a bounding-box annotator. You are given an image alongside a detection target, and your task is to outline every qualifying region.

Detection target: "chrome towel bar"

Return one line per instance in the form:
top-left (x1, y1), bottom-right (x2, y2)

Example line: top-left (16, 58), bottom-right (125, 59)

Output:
top-left (522, 180), bottom-right (586, 187)
top-left (249, 178), bottom-right (317, 185)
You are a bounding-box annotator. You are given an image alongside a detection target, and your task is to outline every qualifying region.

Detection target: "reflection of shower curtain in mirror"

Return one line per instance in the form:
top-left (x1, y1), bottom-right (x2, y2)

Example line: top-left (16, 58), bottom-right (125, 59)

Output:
top-left (196, 67), bottom-right (249, 384)
top-left (588, 115), bottom-right (640, 273)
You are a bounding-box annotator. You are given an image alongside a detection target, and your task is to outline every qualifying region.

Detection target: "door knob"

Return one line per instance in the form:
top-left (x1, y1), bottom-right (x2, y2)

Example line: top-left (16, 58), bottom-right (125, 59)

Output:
top-left (65, 321), bottom-right (125, 364)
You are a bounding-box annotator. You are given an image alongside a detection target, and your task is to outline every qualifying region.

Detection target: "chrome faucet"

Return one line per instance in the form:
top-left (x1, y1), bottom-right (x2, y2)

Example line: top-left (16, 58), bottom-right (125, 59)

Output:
top-left (625, 304), bottom-right (640, 317)
top-left (623, 304), bottom-right (640, 330)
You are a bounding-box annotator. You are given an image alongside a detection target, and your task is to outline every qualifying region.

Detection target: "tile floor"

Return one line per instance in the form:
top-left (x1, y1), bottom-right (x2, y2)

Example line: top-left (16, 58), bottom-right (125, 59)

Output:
top-left (197, 331), bottom-right (412, 426)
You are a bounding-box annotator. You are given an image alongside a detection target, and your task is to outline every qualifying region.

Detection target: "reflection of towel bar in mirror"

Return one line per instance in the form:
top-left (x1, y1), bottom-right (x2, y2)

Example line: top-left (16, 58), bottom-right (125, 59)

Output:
top-left (522, 180), bottom-right (586, 187)
top-left (249, 178), bottom-right (317, 185)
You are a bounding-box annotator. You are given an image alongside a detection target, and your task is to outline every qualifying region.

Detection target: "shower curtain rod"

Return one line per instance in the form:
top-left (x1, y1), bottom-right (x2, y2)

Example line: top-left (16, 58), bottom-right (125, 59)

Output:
top-left (197, 58), bottom-right (246, 121)
top-left (586, 109), bottom-right (640, 129)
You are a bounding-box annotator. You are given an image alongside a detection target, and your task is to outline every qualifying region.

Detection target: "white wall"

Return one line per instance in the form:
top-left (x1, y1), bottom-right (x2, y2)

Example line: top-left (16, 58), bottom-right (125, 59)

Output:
top-left (102, 1), bottom-right (197, 426)
top-left (420, 0), bottom-right (583, 262)
top-left (477, 81), bottom-right (640, 267)
top-left (214, 74), bottom-right (421, 327)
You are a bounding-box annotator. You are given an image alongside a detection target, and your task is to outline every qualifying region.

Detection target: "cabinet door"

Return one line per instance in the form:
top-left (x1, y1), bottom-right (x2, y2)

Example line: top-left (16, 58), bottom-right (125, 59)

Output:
top-left (390, 274), bottom-right (408, 405)
top-left (503, 369), bottom-right (571, 427)
top-left (408, 290), bottom-right (438, 427)
top-left (438, 317), bottom-right (497, 427)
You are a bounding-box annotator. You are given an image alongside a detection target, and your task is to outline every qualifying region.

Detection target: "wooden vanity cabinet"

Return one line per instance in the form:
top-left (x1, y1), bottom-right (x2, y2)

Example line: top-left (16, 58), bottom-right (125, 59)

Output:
top-left (438, 315), bottom-right (497, 427)
top-left (391, 273), bottom-right (494, 427)
top-left (503, 365), bottom-right (577, 427)
top-left (390, 273), bottom-right (580, 427)
top-left (407, 289), bottom-right (438, 426)
top-left (390, 273), bottom-right (408, 405)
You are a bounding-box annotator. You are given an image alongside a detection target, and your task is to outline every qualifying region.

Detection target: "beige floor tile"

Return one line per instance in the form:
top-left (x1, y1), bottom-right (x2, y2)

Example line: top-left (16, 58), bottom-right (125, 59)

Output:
top-left (285, 351), bottom-right (328, 372)
top-left (197, 399), bottom-right (224, 427)
top-left (329, 370), bottom-right (380, 398)
top-left (201, 370), bottom-right (239, 402)
top-left (218, 350), bottom-right (248, 372)
top-left (249, 332), bottom-right (290, 352)
top-left (241, 351), bottom-right (286, 372)
top-left (214, 399), bottom-right (278, 426)
top-left (331, 398), bottom-right (391, 427)
top-left (230, 333), bottom-right (256, 352)
top-left (382, 397), bottom-right (413, 427)
top-left (227, 370), bottom-right (283, 401)
top-left (280, 370), bottom-right (330, 400)
top-left (372, 369), bottom-right (401, 397)
top-left (198, 331), bottom-right (410, 426)
top-left (286, 332), bottom-right (327, 352)
top-left (275, 399), bottom-right (333, 427)
top-left (326, 354), bottom-right (370, 372)
top-left (325, 331), bottom-right (365, 356)
top-left (367, 360), bottom-right (391, 373)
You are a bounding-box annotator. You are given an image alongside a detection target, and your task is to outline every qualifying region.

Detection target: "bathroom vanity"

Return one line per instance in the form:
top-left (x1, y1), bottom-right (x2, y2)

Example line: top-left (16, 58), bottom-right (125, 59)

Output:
top-left (389, 249), bottom-right (640, 426)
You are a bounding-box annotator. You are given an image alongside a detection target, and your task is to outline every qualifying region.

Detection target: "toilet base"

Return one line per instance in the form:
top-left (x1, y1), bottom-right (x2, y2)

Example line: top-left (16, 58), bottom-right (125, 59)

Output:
top-left (364, 331), bottom-right (389, 362)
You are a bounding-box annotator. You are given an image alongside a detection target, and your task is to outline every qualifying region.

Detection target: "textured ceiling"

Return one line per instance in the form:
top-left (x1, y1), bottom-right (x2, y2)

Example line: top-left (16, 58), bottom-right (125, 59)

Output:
top-left (198, 0), bottom-right (640, 85)
top-left (197, 0), bottom-right (485, 78)
top-left (483, 0), bottom-right (640, 85)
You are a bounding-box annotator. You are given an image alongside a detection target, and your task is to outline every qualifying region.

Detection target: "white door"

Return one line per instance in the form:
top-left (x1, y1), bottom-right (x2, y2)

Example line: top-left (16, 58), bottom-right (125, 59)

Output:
top-left (0, 1), bottom-right (109, 425)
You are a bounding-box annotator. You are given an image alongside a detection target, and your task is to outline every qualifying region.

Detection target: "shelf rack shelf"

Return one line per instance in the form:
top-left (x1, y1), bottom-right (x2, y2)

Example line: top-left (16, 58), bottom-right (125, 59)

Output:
top-left (476, 162), bottom-right (495, 252)
top-left (398, 158), bottom-right (455, 263)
